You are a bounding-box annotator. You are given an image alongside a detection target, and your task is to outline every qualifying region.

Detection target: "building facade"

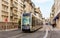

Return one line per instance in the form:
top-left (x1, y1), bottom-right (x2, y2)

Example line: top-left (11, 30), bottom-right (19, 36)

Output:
top-left (50, 0), bottom-right (60, 29)
top-left (0, 0), bottom-right (43, 31)
top-left (50, 4), bottom-right (56, 27)
top-left (0, 0), bottom-right (24, 31)
top-left (34, 7), bottom-right (42, 18)
top-left (54, 0), bottom-right (60, 29)
top-left (0, 0), bottom-right (37, 31)
top-left (34, 7), bottom-right (43, 25)
top-left (22, 0), bottom-right (35, 13)
top-left (0, 0), bottom-right (24, 22)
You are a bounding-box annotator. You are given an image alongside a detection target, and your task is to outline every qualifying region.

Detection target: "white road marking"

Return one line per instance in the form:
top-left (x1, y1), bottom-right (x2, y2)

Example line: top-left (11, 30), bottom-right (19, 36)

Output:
top-left (43, 29), bottom-right (48, 38)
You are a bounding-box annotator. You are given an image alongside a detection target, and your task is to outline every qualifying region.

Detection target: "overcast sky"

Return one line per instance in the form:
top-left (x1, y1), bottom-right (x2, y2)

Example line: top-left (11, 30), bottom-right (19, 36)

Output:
top-left (31, 0), bottom-right (54, 19)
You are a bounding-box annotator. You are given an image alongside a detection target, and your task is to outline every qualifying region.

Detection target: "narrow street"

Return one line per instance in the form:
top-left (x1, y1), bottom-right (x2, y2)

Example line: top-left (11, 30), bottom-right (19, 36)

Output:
top-left (0, 0), bottom-right (60, 38)
top-left (0, 25), bottom-right (60, 38)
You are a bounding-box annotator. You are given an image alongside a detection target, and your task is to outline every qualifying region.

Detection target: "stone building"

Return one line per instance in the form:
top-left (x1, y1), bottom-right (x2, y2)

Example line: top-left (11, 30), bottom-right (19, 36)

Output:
top-left (34, 7), bottom-right (43, 25)
top-left (0, 0), bottom-right (37, 31)
top-left (34, 7), bottom-right (42, 18)
top-left (50, 0), bottom-right (60, 29)
top-left (0, 0), bottom-right (43, 31)
top-left (50, 4), bottom-right (56, 27)
top-left (0, 0), bottom-right (24, 31)
top-left (21, 0), bottom-right (35, 13)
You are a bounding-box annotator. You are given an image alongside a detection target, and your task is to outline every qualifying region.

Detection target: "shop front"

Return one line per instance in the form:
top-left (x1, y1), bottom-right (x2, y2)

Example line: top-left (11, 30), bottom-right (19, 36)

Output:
top-left (53, 12), bottom-right (60, 29)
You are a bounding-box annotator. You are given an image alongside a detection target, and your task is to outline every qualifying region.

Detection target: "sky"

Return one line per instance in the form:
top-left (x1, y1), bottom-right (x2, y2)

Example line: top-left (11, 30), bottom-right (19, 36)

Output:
top-left (31, 0), bottom-right (54, 19)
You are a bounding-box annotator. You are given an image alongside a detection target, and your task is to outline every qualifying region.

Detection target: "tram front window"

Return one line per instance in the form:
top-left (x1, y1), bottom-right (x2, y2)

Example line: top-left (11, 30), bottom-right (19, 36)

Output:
top-left (22, 16), bottom-right (30, 25)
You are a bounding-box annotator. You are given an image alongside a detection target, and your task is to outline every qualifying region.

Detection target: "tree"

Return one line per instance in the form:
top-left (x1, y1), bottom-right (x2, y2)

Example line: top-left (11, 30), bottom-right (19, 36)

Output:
top-left (18, 19), bottom-right (21, 28)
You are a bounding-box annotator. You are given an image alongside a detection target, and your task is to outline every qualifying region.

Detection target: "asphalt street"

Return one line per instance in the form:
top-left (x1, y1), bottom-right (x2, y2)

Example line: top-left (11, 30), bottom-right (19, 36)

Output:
top-left (8, 31), bottom-right (46, 38)
top-left (0, 25), bottom-right (60, 38)
top-left (0, 29), bottom-right (21, 38)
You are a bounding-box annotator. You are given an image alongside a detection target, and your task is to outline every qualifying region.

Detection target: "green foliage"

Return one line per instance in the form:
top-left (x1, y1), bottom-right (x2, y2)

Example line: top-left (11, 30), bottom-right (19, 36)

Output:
top-left (18, 19), bottom-right (21, 28)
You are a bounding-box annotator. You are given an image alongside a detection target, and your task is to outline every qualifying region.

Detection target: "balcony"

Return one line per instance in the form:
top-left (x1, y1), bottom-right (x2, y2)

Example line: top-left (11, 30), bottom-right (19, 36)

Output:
top-left (2, 2), bottom-right (8, 6)
top-left (2, 0), bottom-right (8, 3)
top-left (21, 0), bottom-right (25, 2)
top-left (2, 4), bottom-right (8, 13)
top-left (19, 10), bottom-right (23, 13)
top-left (13, 8), bottom-right (18, 11)
top-left (10, 12), bottom-right (18, 17)
top-left (13, 20), bottom-right (18, 23)
top-left (2, 14), bottom-right (8, 17)
top-left (2, 9), bottom-right (8, 13)
top-left (2, 16), bottom-right (8, 22)
top-left (13, 17), bottom-right (18, 22)
top-left (13, 1), bottom-right (18, 8)
top-left (14, 16), bottom-right (18, 19)
top-left (15, 0), bottom-right (18, 3)
top-left (2, 0), bottom-right (9, 6)
top-left (10, 1), bottom-right (18, 8)
top-left (10, 3), bottom-right (18, 8)
top-left (14, 13), bottom-right (18, 16)
top-left (29, 2), bottom-right (35, 8)
top-left (12, 13), bottom-right (18, 16)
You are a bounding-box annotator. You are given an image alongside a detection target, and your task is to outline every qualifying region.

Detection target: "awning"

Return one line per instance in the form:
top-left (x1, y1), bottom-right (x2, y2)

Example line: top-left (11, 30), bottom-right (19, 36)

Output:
top-left (53, 16), bottom-right (59, 21)
top-left (53, 13), bottom-right (60, 21)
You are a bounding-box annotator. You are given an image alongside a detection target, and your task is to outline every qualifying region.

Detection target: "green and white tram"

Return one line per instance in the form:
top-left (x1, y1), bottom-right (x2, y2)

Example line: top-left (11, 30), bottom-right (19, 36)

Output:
top-left (21, 13), bottom-right (43, 32)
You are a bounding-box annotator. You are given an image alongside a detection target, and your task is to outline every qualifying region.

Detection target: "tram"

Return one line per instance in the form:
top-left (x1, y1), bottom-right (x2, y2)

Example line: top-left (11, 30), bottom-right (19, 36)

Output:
top-left (21, 13), bottom-right (43, 32)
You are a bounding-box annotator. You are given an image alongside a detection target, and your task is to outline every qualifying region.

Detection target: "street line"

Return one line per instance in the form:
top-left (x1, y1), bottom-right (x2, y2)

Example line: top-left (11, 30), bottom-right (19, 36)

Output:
top-left (43, 29), bottom-right (48, 38)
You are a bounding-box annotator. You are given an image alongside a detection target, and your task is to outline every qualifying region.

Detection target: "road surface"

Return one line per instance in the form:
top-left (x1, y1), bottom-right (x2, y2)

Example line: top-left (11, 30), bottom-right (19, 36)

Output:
top-left (0, 25), bottom-right (60, 38)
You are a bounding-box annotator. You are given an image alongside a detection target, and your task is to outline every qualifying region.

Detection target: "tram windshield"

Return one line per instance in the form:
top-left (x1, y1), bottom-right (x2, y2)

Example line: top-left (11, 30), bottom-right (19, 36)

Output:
top-left (22, 16), bottom-right (30, 25)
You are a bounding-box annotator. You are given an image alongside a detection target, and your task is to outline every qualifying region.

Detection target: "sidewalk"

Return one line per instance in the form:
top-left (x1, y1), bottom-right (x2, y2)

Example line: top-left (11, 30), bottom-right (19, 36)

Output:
top-left (53, 28), bottom-right (60, 31)
top-left (40, 25), bottom-right (60, 31)
top-left (0, 29), bottom-right (21, 38)
top-left (0, 28), bottom-right (18, 32)
top-left (39, 25), bottom-right (53, 31)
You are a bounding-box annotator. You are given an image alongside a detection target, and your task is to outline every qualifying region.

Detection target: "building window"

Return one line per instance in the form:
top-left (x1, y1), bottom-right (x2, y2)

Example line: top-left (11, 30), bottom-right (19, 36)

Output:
top-left (23, 4), bottom-right (26, 8)
top-left (2, 4), bottom-right (8, 11)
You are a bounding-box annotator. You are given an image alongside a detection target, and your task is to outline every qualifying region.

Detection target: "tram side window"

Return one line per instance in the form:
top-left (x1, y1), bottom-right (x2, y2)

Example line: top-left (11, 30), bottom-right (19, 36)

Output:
top-left (32, 17), bottom-right (35, 27)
